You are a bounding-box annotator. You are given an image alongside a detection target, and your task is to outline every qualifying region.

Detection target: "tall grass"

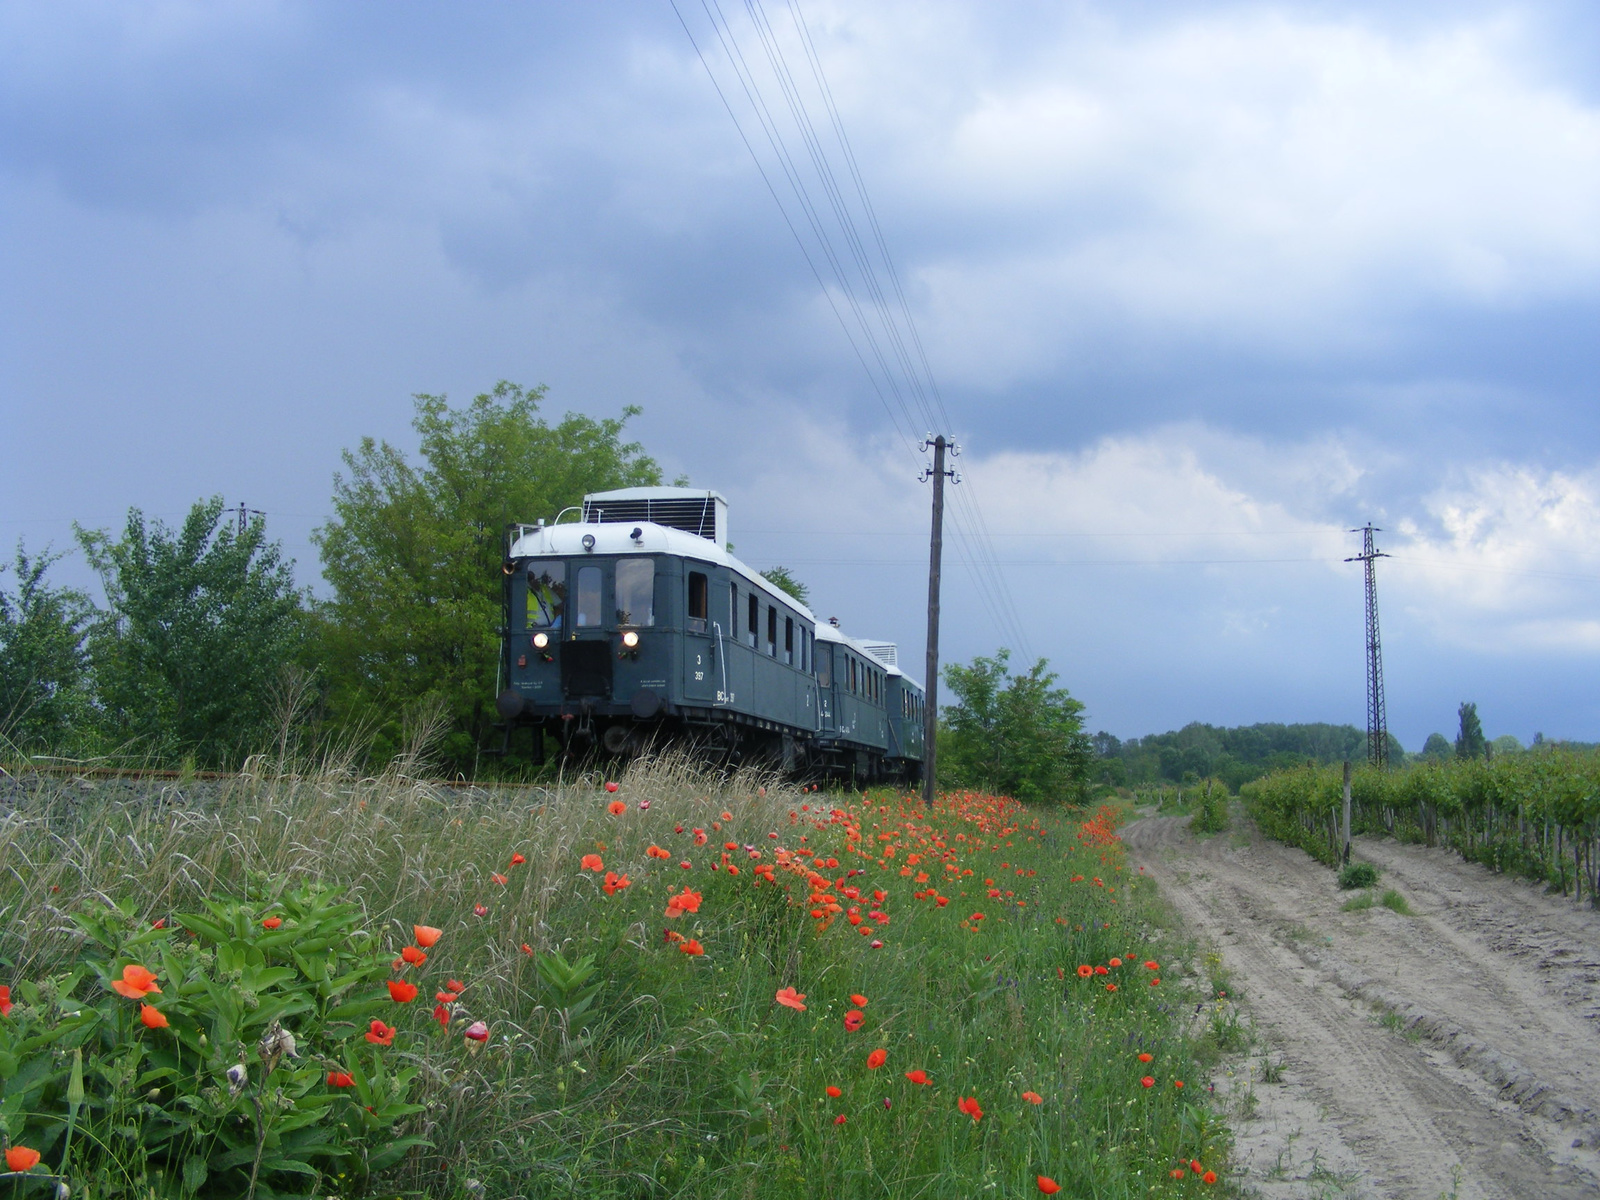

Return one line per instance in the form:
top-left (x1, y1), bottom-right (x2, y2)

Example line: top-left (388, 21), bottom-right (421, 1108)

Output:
top-left (1, 756), bottom-right (1225, 1197)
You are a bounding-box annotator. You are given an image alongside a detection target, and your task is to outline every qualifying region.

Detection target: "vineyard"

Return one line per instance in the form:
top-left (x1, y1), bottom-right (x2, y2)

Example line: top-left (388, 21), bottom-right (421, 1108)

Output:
top-left (1242, 750), bottom-right (1600, 901)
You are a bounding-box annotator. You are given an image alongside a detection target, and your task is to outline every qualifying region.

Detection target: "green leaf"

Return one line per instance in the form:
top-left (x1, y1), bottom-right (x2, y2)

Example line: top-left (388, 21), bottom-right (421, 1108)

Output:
top-left (182, 1154), bottom-right (208, 1193)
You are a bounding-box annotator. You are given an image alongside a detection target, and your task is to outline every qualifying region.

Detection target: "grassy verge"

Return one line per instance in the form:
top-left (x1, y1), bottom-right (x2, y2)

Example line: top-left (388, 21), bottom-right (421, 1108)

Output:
top-left (0, 760), bottom-right (1226, 1197)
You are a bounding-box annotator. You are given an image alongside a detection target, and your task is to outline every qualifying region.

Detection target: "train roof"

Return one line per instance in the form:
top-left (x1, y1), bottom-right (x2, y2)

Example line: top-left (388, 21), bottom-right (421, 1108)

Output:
top-left (507, 519), bottom-right (816, 620)
top-left (816, 622), bottom-right (921, 689)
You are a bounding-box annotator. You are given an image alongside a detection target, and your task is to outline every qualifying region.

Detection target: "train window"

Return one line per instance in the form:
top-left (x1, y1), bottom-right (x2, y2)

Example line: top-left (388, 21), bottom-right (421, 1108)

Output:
top-left (687, 571), bottom-right (709, 631)
top-left (784, 617), bottom-right (794, 665)
top-left (525, 567), bottom-right (565, 628)
top-left (574, 566), bottom-right (602, 628)
top-left (817, 644), bottom-right (831, 687)
top-left (730, 583), bottom-right (739, 637)
top-left (848, 657), bottom-right (856, 694)
top-left (767, 606), bottom-right (777, 656)
top-left (615, 558), bottom-right (654, 627)
top-left (748, 594), bottom-right (759, 648)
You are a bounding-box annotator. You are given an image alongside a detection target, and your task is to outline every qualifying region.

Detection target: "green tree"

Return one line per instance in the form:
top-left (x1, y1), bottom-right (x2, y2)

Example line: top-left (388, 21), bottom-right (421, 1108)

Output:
top-left (312, 382), bottom-right (662, 769)
top-left (759, 566), bottom-right (809, 607)
top-left (937, 648), bottom-right (1092, 805)
top-left (77, 499), bottom-right (306, 766)
top-left (1455, 702), bottom-right (1487, 761)
top-left (1420, 732), bottom-right (1452, 762)
top-left (0, 543), bottom-right (93, 752)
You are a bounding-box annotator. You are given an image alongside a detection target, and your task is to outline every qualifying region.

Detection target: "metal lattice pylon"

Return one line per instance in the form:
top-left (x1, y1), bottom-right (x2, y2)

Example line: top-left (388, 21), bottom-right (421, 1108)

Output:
top-left (1345, 524), bottom-right (1390, 769)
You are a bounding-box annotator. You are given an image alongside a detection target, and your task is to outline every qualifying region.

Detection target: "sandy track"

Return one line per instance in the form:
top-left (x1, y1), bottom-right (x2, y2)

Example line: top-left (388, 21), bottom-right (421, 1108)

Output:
top-left (1123, 813), bottom-right (1600, 1200)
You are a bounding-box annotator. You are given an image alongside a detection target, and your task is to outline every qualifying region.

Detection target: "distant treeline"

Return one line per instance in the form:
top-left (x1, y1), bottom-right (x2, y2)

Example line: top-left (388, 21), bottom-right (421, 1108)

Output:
top-left (1090, 718), bottom-right (1595, 793)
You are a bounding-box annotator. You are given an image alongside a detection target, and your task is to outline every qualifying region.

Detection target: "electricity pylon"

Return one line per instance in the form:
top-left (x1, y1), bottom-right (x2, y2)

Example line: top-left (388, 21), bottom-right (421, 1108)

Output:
top-left (1345, 524), bottom-right (1390, 769)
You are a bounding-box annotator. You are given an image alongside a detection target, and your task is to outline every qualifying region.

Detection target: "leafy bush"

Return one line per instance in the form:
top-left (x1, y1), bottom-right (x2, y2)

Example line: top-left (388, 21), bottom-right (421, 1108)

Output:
top-left (1190, 783), bottom-right (1229, 834)
top-left (1337, 862), bottom-right (1380, 889)
top-left (0, 884), bottom-right (429, 1198)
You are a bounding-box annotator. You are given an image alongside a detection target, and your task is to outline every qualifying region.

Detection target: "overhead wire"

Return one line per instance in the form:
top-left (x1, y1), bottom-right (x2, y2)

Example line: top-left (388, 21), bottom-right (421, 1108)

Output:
top-left (674, 0), bottom-right (1035, 658)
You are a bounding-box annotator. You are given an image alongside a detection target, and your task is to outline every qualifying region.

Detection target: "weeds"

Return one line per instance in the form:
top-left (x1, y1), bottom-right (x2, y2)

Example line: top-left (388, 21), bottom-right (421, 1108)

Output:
top-left (1379, 888), bottom-right (1411, 914)
top-left (1337, 862), bottom-right (1380, 890)
top-left (1340, 892), bottom-right (1375, 912)
top-left (0, 757), bottom-right (1227, 1198)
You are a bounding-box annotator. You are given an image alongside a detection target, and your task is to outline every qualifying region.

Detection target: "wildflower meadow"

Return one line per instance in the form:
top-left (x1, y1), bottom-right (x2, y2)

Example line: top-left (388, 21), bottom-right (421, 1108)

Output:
top-left (0, 757), bottom-right (1226, 1197)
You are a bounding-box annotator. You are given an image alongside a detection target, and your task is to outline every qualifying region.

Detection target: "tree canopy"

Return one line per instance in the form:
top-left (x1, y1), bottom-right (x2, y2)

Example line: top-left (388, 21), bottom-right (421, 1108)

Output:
top-left (312, 382), bottom-right (663, 768)
top-left (758, 567), bottom-right (809, 607)
top-left (77, 499), bottom-right (305, 766)
top-left (0, 544), bottom-right (93, 751)
top-left (1455, 702), bottom-right (1487, 760)
top-left (937, 648), bottom-right (1092, 805)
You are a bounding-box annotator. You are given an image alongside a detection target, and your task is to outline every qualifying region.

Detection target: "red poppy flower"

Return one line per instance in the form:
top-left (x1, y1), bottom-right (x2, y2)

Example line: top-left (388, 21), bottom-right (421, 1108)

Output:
top-left (869, 939), bottom-right (883, 949)
top-left (414, 925), bottom-right (443, 947)
top-left (607, 801), bottom-right (626, 816)
top-left (904, 1069), bottom-right (931, 1085)
top-left (1076, 965), bottom-right (1094, 978)
top-left (1137, 1052), bottom-right (1153, 1063)
top-left (1022, 1091), bottom-right (1043, 1105)
top-left (956, 1095), bottom-right (984, 1122)
top-left (1145, 960), bottom-right (1159, 970)
top-left (1191, 1160), bottom-right (1203, 1173)
top-left (1037, 1178), bottom-right (1061, 1195)
top-left (521, 943), bottom-right (533, 955)
top-left (365, 1019), bottom-right (395, 1046)
top-left (866, 1048), bottom-right (887, 1069)
top-left (1140, 1076), bottom-right (1155, 1088)
top-left (843, 1009), bottom-right (864, 1031)
top-left (1203, 1171), bottom-right (1217, 1184)
top-left (261, 916), bottom-right (282, 929)
top-left (400, 946), bottom-right (427, 965)
top-left (580, 854), bottom-right (603, 871)
top-left (1105, 983), bottom-right (1118, 992)
top-left (826, 1085), bottom-right (842, 1098)
top-left (327, 1071), bottom-right (355, 1088)
top-left (833, 1114), bottom-right (847, 1125)
top-left (509, 853), bottom-right (526, 865)
top-left (665, 888), bottom-right (703, 918)
top-left (473, 904), bottom-right (488, 917)
top-left (110, 964), bottom-right (161, 998)
top-left (434, 1003), bottom-right (451, 1027)
top-left (5, 1147), bottom-right (40, 1172)
top-left (447, 979), bottom-right (465, 994)
top-left (1171, 1168), bottom-right (1187, 1180)
top-left (1094, 965), bottom-right (1108, 975)
top-left (1174, 1080), bottom-right (1184, 1089)
top-left (139, 1003), bottom-right (168, 1029)
top-left (491, 873), bottom-right (508, 886)
top-left (387, 980), bottom-right (418, 1003)
top-left (0, 985), bottom-right (11, 1017)
top-left (679, 939), bottom-right (705, 956)
top-left (1109, 957), bottom-right (1122, 967)
top-left (775, 987), bottom-right (807, 1011)
top-left (465, 1021), bottom-right (489, 1042)
top-left (1149, 977), bottom-right (1161, 986)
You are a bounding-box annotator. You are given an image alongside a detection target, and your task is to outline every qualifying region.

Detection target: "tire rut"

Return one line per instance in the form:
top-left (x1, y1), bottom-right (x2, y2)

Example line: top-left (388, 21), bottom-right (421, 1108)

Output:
top-left (1125, 814), bottom-right (1600, 1200)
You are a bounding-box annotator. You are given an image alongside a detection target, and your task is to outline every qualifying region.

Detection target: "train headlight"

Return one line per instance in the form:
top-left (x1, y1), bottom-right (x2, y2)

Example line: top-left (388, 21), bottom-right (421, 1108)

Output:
top-left (581, 533), bottom-right (596, 552)
top-left (532, 632), bottom-right (549, 649)
top-left (621, 630), bottom-right (640, 649)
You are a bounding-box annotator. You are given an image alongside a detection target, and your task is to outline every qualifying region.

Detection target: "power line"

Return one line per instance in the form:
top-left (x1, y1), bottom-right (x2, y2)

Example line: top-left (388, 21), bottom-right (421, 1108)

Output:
top-left (671, 0), bottom-right (1035, 660)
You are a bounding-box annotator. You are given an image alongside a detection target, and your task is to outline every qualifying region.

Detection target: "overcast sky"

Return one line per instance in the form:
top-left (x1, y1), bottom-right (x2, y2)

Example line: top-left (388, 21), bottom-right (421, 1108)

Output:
top-left (5, 1), bottom-right (1599, 748)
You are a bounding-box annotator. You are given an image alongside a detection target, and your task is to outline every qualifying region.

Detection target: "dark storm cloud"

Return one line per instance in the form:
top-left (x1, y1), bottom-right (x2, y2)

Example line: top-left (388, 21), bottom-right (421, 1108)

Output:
top-left (4, 0), bottom-right (1599, 745)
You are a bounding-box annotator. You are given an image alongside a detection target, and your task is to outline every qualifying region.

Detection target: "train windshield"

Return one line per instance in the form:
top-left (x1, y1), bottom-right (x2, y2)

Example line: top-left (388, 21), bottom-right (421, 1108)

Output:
top-left (615, 557), bottom-right (654, 626)
top-left (526, 566), bottom-right (565, 628)
top-left (575, 566), bottom-right (603, 628)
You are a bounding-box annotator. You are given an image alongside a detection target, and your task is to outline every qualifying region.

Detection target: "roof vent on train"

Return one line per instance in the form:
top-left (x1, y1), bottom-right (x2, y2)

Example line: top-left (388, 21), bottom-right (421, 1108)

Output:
top-left (860, 642), bottom-right (898, 666)
top-left (582, 487), bottom-right (728, 545)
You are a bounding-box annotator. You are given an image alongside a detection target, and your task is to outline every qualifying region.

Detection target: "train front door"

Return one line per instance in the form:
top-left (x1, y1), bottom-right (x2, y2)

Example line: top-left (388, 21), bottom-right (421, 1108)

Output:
top-left (683, 567), bottom-right (716, 704)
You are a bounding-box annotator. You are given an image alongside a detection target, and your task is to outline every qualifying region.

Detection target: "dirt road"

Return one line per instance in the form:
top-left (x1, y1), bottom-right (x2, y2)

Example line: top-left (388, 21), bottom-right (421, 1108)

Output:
top-left (1123, 812), bottom-right (1600, 1200)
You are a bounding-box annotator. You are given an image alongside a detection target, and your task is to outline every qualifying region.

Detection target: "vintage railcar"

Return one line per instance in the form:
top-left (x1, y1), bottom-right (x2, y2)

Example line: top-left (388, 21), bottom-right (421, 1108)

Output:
top-left (494, 486), bottom-right (921, 781)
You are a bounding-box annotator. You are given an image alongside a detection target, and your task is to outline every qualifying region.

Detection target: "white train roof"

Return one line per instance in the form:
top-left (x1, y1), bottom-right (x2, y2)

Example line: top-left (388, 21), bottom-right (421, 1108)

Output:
top-left (815, 621), bottom-right (918, 686)
top-left (508, 519), bottom-right (815, 620)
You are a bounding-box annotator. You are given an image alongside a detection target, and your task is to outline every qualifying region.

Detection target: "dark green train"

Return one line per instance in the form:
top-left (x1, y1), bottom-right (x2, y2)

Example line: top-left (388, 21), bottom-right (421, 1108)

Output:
top-left (494, 487), bottom-right (923, 781)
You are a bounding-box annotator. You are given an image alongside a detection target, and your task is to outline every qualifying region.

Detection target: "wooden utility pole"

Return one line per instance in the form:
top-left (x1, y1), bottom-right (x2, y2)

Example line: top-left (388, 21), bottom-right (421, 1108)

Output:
top-left (921, 435), bottom-right (957, 806)
top-left (1342, 760), bottom-right (1353, 866)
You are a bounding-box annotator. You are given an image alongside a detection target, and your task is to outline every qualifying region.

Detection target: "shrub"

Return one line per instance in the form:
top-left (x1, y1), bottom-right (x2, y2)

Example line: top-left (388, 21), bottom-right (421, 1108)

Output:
top-left (0, 884), bottom-right (428, 1197)
top-left (1338, 861), bottom-right (1380, 889)
top-left (1379, 888), bottom-right (1411, 915)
